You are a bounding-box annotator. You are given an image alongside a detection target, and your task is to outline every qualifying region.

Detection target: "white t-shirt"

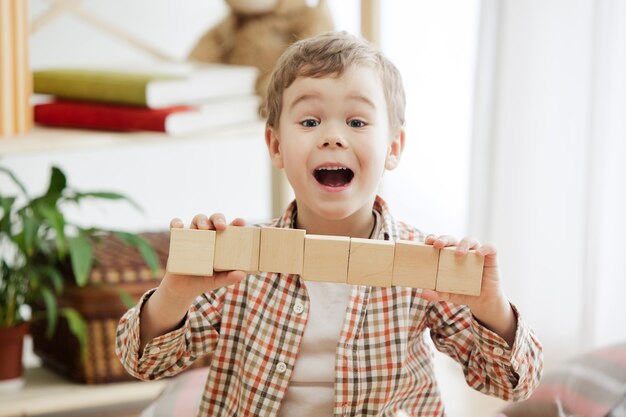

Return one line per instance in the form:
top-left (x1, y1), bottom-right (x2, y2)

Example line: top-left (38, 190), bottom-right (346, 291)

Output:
top-left (278, 212), bottom-right (381, 416)
top-left (277, 281), bottom-right (352, 416)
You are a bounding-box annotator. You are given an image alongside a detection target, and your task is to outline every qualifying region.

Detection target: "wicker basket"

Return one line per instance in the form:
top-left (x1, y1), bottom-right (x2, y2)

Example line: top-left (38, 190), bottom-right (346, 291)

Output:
top-left (31, 231), bottom-right (210, 384)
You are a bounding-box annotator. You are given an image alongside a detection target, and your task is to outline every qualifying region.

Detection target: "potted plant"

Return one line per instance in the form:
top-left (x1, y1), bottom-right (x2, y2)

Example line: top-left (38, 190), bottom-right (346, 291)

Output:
top-left (0, 165), bottom-right (158, 389)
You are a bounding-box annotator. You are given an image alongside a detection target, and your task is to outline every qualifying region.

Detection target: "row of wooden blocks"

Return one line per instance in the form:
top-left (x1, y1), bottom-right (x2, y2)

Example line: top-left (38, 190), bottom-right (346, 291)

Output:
top-left (167, 226), bottom-right (484, 296)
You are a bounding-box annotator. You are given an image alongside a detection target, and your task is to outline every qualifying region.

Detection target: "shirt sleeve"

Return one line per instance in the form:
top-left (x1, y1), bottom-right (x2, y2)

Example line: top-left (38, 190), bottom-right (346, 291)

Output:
top-left (426, 301), bottom-right (543, 401)
top-left (115, 287), bottom-right (225, 381)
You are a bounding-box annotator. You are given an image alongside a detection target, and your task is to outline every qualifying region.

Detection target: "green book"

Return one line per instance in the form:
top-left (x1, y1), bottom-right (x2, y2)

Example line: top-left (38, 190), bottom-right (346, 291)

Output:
top-left (34, 64), bottom-right (259, 108)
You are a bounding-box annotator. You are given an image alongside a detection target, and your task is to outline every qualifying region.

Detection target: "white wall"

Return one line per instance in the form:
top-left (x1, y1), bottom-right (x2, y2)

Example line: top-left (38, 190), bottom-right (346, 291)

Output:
top-left (29, 0), bottom-right (227, 67)
top-left (471, 0), bottom-right (626, 364)
top-left (381, 2), bottom-right (480, 238)
top-left (582, 0), bottom-right (626, 351)
top-left (0, 127), bottom-right (271, 232)
top-left (491, 0), bottom-right (591, 363)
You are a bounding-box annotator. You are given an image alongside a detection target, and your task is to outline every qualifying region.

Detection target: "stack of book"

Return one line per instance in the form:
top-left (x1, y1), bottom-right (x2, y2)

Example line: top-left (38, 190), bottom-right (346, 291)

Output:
top-left (32, 62), bottom-right (261, 135)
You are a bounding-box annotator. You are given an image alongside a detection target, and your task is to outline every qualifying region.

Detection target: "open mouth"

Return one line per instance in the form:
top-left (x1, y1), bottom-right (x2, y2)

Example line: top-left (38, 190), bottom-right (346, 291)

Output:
top-left (313, 166), bottom-right (355, 188)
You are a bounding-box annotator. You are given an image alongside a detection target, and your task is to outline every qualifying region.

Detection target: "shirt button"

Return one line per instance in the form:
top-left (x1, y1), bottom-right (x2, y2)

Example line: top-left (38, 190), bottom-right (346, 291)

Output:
top-left (293, 302), bottom-right (305, 314)
top-left (493, 347), bottom-right (504, 356)
top-left (148, 347), bottom-right (161, 355)
top-left (276, 362), bottom-right (287, 374)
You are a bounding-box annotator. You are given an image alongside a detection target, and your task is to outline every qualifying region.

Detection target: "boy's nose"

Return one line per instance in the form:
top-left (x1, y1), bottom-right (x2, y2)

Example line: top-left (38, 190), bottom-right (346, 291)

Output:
top-left (318, 135), bottom-right (348, 149)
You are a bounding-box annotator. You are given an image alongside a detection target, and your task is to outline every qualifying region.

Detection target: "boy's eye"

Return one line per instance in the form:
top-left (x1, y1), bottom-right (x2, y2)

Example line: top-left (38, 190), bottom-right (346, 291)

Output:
top-left (301, 119), bottom-right (319, 128)
top-left (348, 119), bottom-right (367, 128)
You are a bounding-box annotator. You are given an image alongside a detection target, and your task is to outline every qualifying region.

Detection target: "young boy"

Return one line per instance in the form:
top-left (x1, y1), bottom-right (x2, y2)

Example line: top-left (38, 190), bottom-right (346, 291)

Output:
top-left (116, 32), bottom-right (542, 416)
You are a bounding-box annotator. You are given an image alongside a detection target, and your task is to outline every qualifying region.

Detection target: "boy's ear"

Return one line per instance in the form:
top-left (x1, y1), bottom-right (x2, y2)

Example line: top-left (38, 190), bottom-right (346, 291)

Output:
top-left (385, 128), bottom-right (405, 170)
top-left (265, 126), bottom-right (284, 169)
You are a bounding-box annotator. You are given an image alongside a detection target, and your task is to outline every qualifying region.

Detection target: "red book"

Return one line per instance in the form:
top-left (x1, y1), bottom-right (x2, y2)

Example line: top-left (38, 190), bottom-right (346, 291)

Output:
top-left (34, 97), bottom-right (260, 135)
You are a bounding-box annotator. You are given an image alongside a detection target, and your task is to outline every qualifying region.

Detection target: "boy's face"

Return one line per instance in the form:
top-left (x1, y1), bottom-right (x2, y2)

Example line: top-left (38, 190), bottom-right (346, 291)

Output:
top-left (266, 66), bottom-right (404, 222)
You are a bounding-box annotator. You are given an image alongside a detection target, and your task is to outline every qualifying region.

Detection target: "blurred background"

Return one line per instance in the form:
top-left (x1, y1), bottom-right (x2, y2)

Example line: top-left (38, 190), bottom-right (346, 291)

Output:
top-left (1, 0), bottom-right (625, 415)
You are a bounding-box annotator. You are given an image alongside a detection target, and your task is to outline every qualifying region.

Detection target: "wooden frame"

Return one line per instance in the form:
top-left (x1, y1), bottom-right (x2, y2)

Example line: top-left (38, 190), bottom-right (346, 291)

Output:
top-left (0, 0), bottom-right (31, 137)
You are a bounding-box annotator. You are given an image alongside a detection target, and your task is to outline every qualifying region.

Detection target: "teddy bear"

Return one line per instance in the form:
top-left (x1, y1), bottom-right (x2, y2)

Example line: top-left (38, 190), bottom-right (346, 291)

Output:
top-left (188, 0), bottom-right (334, 101)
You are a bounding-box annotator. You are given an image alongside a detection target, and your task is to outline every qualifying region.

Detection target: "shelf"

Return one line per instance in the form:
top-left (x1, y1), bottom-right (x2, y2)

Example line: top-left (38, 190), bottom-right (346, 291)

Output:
top-left (0, 366), bottom-right (166, 417)
top-left (0, 122), bottom-right (266, 155)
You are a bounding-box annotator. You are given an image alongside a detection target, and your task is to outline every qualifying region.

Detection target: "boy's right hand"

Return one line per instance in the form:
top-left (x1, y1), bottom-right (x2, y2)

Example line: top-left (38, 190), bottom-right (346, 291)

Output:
top-left (161, 213), bottom-right (247, 301)
top-left (139, 213), bottom-right (247, 352)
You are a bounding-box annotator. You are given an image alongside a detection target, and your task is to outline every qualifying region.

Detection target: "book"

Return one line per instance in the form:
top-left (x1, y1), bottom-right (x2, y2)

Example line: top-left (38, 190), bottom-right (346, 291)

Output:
top-left (34, 96), bottom-right (261, 135)
top-left (33, 63), bottom-right (259, 108)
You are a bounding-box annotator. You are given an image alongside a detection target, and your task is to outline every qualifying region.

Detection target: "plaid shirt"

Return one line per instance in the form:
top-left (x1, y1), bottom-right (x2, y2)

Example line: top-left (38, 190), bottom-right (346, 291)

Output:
top-left (116, 196), bottom-right (543, 417)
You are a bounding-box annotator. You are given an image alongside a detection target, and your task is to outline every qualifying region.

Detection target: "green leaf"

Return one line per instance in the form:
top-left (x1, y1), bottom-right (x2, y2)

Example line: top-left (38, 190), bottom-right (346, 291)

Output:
top-left (68, 235), bottom-right (93, 286)
top-left (38, 206), bottom-right (67, 258)
top-left (43, 167), bottom-right (67, 205)
top-left (0, 261), bottom-right (19, 326)
top-left (80, 226), bottom-right (104, 235)
top-left (0, 166), bottom-right (29, 197)
top-left (24, 265), bottom-right (42, 295)
top-left (40, 286), bottom-right (58, 337)
top-left (61, 308), bottom-right (88, 361)
top-left (116, 288), bottom-right (137, 309)
top-left (42, 266), bottom-right (64, 294)
top-left (113, 232), bottom-right (159, 276)
top-left (70, 191), bottom-right (144, 213)
top-left (0, 195), bottom-right (16, 235)
top-left (21, 212), bottom-right (38, 256)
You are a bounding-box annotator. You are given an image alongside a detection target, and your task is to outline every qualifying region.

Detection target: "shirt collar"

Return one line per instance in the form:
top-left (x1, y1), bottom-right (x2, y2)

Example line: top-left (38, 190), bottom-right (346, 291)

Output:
top-left (272, 195), bottom-right (396, 242)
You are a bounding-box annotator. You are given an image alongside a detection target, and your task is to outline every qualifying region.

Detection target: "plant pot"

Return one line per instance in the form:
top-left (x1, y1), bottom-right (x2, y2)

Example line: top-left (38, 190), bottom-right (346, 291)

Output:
top-left (0, 322), bottom-right (29, 390)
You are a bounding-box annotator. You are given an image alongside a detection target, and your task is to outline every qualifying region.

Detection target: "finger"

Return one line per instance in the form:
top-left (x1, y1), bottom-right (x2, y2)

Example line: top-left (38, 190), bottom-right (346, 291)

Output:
top-left (418, 289), bottom-right (453, 303)
top-left (212, 270), bottom-right (246, 288)
top-left (424, 234), bottom-right (437, 245)
top-left (456, 237), bottom-right (480, 255)
top-left (208, 213), bottom-right (227, 231)
top-left (433, 235), bottom-right (458, 249)
top-left (230, 217), bottom-right (246, 227)
top-left (418, 289), bottom-right (440, 302)
top-left (477, 242), bottom-right (498, 267)
top-left (191, 214), bottom-right (210, 230)
top-left (169, 218), bottom-right (184, 229)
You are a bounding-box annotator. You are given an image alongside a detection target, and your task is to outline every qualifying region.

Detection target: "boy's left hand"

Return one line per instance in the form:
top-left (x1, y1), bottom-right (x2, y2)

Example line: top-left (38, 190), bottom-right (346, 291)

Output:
top-left (421, 234), bottom-right (517, 345)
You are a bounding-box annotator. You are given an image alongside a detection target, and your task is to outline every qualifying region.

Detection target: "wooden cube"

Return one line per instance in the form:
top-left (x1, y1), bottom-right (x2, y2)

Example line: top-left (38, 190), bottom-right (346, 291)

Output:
top-left (435, 247), bottom-right (484, 296)
top-left (392, 240), bottom-right (439, 289)
top-left (347, 238), bottom-right (395, 287)
top-left (302, 235), bottom-right (350, 283)
top-left (167, 228), bottom-right (215, 276)
top-left (259, 227), bottom-right (305, 275)
top-left (214, 226), bottom-right (261, 273)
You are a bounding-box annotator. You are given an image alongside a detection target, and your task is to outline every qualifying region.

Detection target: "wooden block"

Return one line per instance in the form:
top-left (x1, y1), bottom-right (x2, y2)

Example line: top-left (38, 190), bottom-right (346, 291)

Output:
top-left (347, 238), bottom-right (395, 287)
top-left (166, 228), bottom-right (215, 276)
top-left (214, 226), bottom-right (260, 273)
top-left (302, 235), bottom-right (350, 283)
top-left (435, 247), bottom-right (484, 296)
top-left (259, 227), bottom-right (305, 275)
top-left (392, 240), bottom-right (439, 289)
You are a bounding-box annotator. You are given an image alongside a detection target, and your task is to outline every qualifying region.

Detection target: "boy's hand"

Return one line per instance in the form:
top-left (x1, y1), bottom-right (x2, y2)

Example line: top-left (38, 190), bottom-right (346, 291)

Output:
top-left (160, 213), bottom-right (247, 302)
top-left (421, 234), bottom-right (517, 345)
top-left (139, 214), bottom-right (247, 351)
top-left (421, 234), bottom-right (502, 310)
